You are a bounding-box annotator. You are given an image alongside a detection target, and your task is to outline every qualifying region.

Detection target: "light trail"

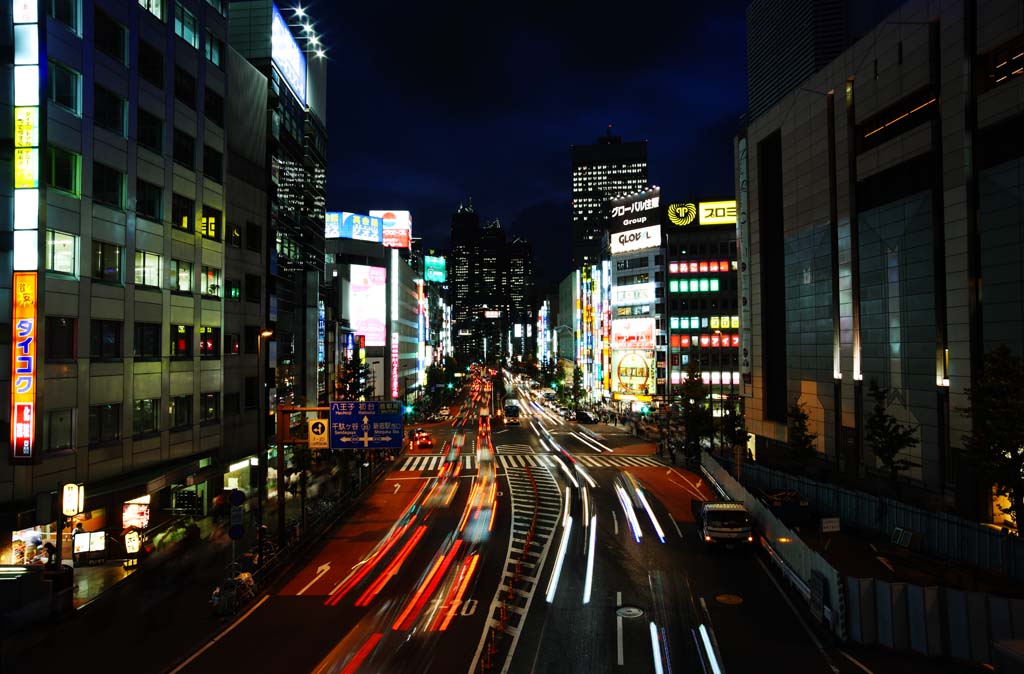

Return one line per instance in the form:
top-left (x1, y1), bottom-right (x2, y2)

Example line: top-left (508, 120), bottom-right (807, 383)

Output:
top-left (636, 489), bottom-right (666, 544)
top-left (699, 624), bottom-right (723, 674)
top-left (354, 524), bottom-right (427, 607)
top-left (649, 621), bottom-right (666, 674)
top-left (392, 538), bottom-right (463, 630)
top-left (583, 514), bottom-right (597, 604)
top-left (545, 515), bottom-right (573, 603)
top-left (438, 554), bottom-right (479, 631)
top-left (614, 484), bottom-right (643, 543)
top-left (339, 632), bottom-right (383, 674)
top-left (325, 520), bottom-right (413, 606)
top-left (570, 431), bottom-right (605, 453)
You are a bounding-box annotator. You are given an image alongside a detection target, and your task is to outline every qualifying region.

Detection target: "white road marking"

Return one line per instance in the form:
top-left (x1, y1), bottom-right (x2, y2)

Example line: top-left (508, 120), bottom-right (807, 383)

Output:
top-left (613, 510), bottom-right (619, 535)
top-left (169, 595), bottom-right (269, 673)
top-left (616, 591), bottom-right (624, 666)
top-left (671, 517), bottom-right (683, 538)
top-left (296, 562), bottom-right (331, 596)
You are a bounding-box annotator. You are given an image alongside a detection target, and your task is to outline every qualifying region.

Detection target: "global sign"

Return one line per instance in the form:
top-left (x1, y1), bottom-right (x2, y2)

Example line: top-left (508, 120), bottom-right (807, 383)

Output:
top-left (610, 224), bottom-right (661, 255)
top-left (271, 4), bottom-right (306, 105)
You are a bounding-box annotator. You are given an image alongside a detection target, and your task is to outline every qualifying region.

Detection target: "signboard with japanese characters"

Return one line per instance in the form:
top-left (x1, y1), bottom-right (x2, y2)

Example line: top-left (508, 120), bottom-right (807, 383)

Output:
top-left (329, 401), bottom-right (403, 450)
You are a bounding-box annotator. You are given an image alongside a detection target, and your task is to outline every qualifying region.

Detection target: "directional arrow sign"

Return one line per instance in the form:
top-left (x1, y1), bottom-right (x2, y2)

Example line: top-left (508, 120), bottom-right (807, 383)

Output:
top-left (308, 419), bottom-right (329, 449)
top-left (329, 401), bottom-right (403, 451)
top-left (297, 562), bottom-right (331, 596)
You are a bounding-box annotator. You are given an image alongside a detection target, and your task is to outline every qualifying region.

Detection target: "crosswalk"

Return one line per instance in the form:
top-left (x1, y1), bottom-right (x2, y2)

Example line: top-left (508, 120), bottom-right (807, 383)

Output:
top-left (396, 451), bottom-right (664, 473)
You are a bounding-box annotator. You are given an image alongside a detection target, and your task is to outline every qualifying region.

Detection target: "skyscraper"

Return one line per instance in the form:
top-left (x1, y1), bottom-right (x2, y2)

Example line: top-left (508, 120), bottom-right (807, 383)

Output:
top-left (571, 128), bottom-right (648, 266)
top-left (508, 237), bottom-right (535, 358)
top-left (450, 203), bottom-right (480, 365)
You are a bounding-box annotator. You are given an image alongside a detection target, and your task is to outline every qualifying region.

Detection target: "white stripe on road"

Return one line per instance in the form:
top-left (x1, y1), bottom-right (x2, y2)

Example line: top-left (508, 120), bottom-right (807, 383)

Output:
top-left (616, 591), bottom-right (624, 666)
top-left (570, 431), bottom-right (605, 453)
top-left (169, 595), bottom-right (270, 673)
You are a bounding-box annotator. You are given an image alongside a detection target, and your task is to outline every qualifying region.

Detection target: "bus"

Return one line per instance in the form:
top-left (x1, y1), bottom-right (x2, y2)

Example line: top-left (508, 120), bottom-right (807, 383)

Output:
top-left (503, 397), bottom-right (520, 425)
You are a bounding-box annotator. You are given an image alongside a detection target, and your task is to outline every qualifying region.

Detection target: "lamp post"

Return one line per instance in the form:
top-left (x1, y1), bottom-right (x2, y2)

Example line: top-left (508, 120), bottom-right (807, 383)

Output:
top-left (256, 329), bottom-right (273, 564)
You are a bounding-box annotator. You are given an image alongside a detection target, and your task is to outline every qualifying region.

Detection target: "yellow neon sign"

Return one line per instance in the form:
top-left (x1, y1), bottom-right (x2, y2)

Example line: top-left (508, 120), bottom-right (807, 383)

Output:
top-left (698, 200), bottom-right (737, 225)
top-left (14, 148), bottom-right (38, 188)
top-left (14, 106), bottom-right (38, 147)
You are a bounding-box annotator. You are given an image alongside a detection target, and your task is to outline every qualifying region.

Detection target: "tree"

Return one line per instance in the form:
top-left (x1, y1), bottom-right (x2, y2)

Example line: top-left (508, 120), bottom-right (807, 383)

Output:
top-left (679, 361), bottom-right (713, 464)
top-left (787, 401), bottom-right (818, 468)
top-left (961, 345), bottom-right (1024, 529)
top-left (721, 396), bottom-right (749, 451)
top-left (865, 380), bottom-right (920, 486)
top-left (570, 365), bottom-right (584, 410)
top-left (335, 357), bottom-right (373, 401)
top-left (540, 358), bottom-right (558, 389)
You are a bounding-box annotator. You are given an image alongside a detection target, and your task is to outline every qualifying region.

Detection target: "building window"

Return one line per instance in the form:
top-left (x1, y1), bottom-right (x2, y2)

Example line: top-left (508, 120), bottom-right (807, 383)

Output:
top-left (134, 322), bottom-right (161, 358)
top-left (139, 0), bottom-right (163, 20)
top-left (90, 320), bottom-right (122, 358)
top-left (136, 179), bottom-right (162, 221)
top-left (173, 129), bottom-right (195, 168)
top-left (170, 324), bottom-right (193, 357)
top-left (45, 230), bottom-right (77, 275)
top-left (94, 8), bottom-right (127, 64)
top-left (48, 146), bottom-right (81, 195)
top-left (204, 88), bottom-right (223, 126)
top-left (201, 266), bottom-right (221, 296)
top-left (200, 393), bottom-right (219, 422)
top-left (206, 0), bottom-right (227, 16)
top-left (134, 250), bottom-right (161, 287)
top-left (174, 3), bottom-right (198, 48)
top-left (169, 259), bottom-right (193, 292)
top-left (201, 205), bottom-right (221, 241)
top-left (49, 0), bottom-right (79, 33)
top-left (226, 278), bottom-right (241, 300)
top-left (224, 392), bottom-right (240, 415)
top-left (203, 146), bottom-right (222, 183)
top-left (200, 326), bottom-right (220, 358)
top-left (92, 241), bottom-right (121, 282)
top-left (92, 163), bottom-right (124, 209)
top-left (169, 394), bottom-right (192, 429)
top-left (172, 193), bottom-right (193, 231)
top-left (44, 409), bottom-right (74, 452)
top-left (243, 326), bottom-right (259, 354)
top-left (226, 333), bottom-right (240, 355)
top-left (244, 376), bottom-right (258, 408)
top-left (48, 61), bottom-right (81, 114)
top-left (138, 40), bottom-right (163, 87)
top-left (246, 222), bottom-right (262, 253)
top-left (227, 223), bottom-right (242, 247)
top-left (245, 274), bottom-right (261, 303)
top-left (89, 403), bottom-right (121, 445)
top-left (137, 108), bottom-right (163, 153)
top-left (133, 399), bottom-right (159, 435)
top-left (45, 316), bottom-right (76, 360)
top-left (174, 66), bottom-right (196, 107)
top-left (205, 31), bottom-right (223, 66)
top-left (94, 85), bottom-right (126, 135)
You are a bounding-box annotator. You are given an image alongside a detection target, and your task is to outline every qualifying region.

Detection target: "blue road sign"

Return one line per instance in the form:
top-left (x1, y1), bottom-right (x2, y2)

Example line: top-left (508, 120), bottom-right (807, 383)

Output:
top-left (329, 401), bottom-right (404, 450)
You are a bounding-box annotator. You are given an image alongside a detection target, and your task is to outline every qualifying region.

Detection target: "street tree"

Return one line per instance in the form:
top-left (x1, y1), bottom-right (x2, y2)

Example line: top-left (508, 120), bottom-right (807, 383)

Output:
top-left (865, 380), bottom-right (920, 487)
top-left (335, 357), bottom-right (373, 401)
top-left (570, 365), bottom-right (584, 411)
top-left (721, 396), bottom-right (749, 451)
top-left (786, 401), bottom-right (818, 469)
top-left (961, 345), bottom-right (1024, 529)
top-left (679, 360), bottom-right (713, 464)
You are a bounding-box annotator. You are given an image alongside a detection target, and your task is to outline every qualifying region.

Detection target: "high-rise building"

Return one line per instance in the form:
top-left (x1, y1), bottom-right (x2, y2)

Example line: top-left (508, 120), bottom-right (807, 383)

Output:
top-left (739, 0), bottom-right (1024, 519)
top-left (508, 237), bottom-right (535, 359)
top-left (571, 128), bottom-right (647, 266)
top-left (449, 203), bottom-right (480, 365)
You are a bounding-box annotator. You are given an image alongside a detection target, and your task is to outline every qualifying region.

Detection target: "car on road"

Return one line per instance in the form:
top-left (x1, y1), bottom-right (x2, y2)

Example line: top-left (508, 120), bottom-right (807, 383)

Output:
top-left (575, 410), bottom-right (597, 424)
top-left (439, 406), bottom-right (450, 416)
top-left (693, 501), bottom-right (754, 548)
top-left (416, 432), bottom-right (435, 449)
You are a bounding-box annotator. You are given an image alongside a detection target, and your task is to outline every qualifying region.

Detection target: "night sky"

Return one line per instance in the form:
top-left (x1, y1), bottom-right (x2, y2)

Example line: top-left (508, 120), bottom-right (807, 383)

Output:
top-left (317, 1), bottom-right (749, 282)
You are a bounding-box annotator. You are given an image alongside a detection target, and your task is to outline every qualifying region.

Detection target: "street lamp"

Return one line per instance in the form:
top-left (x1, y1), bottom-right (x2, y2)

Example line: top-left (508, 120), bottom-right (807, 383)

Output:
top-left (256, 329), bottom-right (273, 565)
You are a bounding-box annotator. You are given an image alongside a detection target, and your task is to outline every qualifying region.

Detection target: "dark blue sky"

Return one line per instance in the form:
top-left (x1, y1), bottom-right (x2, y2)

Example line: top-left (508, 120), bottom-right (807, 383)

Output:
top-left (318, 1), bottom-right (749, 282)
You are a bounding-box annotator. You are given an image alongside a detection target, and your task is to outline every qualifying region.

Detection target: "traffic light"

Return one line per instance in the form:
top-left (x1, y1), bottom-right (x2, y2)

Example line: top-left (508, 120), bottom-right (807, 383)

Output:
top-left (446, 383), bottom-right (454, 389)
top-left (640, 404), bottom-right (650, 415)
top-left (551, 382), bottom-right (558, 390)
top-left (405, 405), bottom-right (414, 414)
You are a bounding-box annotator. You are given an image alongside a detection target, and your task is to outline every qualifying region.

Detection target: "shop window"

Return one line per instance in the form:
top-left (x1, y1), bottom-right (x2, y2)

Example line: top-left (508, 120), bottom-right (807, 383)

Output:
top-left (200, 392), bottom-right (219, 423)
top-left (136, 179), bottom-right (162, 221)
top-left (204, 87), bottom-right (223, 127)
top-left (172, 193), bottom-right (194, 232)
top-left (203, 146), bottom-right (222, 183)
top-left (45, 316), bottom-right (76, 360)
top-left (94, 85), bottom-right (126, 135)
top-left (133, 399), bottom-right (159, 435)
top-left (48, 146), bottom-right (81, 196)
top-left (201, 205), bottom-right (221, 241)
top-left (245, 274), bottom-right (261, 303)
top-left (45, 230), bottom-right (77, 275)
top-left (90, 320), bottom-right (122, 359)
top-left (201, 266), bottom-right (221, 296)
top-left (173, 128), bottom-right (194, 169)
top-left (44, 408), bottom-right (74, 451)
top-left (134, 250), bottom-right (161, 287)
top-left (48, 61), bottom-right (81, 114)
top-left (200, 326), bottom-right (221, 358)
top-left (93, 163), bottom-right (125, 209)
top-left (49, 0), bottom-right (79, 33)
top-left (138, 40), bottom-right (163, 87)
top-left (226, 278), bottom-right (241, 300)
top-left (169, 259), bottom-right (193, 292)
top-left (88, 403), bottom-right (122, 445)
top-left (169, 394), bottom-right (192, 429)
top-left (133, 322), bottom-right (161, 358)
top-left (226, 333), bottom-right (240, 355)
top-left (138, 108), bottom-right (163, 154)
top-left (170, 324), bottom-right (193, 357)
top-left (94, 7), bottom-right (127, 64)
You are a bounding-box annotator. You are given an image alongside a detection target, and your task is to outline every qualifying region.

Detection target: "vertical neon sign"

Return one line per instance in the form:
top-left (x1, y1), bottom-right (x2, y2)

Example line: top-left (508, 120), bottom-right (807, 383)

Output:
top-left (11, 0), bottom-right (40, 462)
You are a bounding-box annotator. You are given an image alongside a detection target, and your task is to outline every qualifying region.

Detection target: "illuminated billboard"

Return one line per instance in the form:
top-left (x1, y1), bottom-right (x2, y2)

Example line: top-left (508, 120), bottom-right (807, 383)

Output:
top-left (424, 255), bottom-right (447, 283)
top-left (699, 200), bottom-right (737, 225)
top-left (348, 265), bottom-right (387, 347)
top-left (610, 187), bottom-right (660, 233)
top-left (611, 283), bottom-right (655, 307)
top-left (370, 210), bottom-right (413, 249)
top-left (271, 4), bottom-right (306, 105)
top-left (610, 224), bottom-right (661, 255)
top-left (325, 212), bottom-right (384, 243)
top-left (611, 318), bottom-right (655, 350)
top-left (611, 350), bottom-right (655, 398)
top-left (11, 272), bottom-right (37, 461)
top-left (391, 333), bottom-right (400, 399)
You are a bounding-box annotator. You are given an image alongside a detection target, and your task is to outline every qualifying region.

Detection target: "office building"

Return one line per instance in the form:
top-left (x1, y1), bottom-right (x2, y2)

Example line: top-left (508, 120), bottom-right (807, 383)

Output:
top-left (449, 203), bottom-right (479, 365)
top-left (738, 0), bottom-right (1024, 517)
top-left (571, 129), bottom-right (647, 266)
top-left (508, 236), bottom-right (536, 360)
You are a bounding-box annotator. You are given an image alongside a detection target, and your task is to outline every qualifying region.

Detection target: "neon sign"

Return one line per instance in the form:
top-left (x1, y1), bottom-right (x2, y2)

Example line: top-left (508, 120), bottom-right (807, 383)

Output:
top-left (11, 272), bottom-right (37, 461)
top-left (391, 332), bottom-right (400, 399)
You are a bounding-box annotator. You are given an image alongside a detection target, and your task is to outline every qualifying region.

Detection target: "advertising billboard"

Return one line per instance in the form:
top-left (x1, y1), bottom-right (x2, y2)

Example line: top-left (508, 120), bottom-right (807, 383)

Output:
top-left (348, 265), bottom-right (387, 346)
top-left (10, 272), bottom-right (36, 461)
top-left (610, 224), bottom-right (661, 255)
top-left (271, 4), bottom-right (306, 105)
top-left (611, 350), bottom-right (655, 398)
top-left (370, 210), bottom-right (413, 249)
top-left (424, 255), bottom-right (447, 283)
top-left (611, 317), bottom-right (655, 350)
top-left (325, 212), bottom-right (384, 243)
top-left (698, 200), bottom-right (737, 225)
top-left (609, 187), bottom-right (661, 233)
top-left (611, 283), bottom-right (655, 307)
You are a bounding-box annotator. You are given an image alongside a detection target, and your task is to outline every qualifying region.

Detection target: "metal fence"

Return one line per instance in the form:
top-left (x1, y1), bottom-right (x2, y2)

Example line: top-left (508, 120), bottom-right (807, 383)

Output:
top-left (737, 462), bottom-right (1024, 582)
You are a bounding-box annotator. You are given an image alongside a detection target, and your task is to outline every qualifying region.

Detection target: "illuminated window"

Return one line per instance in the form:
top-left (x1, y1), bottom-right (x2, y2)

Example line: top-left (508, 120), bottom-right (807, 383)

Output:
top-left (94, 85), bottom-right (125, 135)
top-left (710, 317), bottom-right (720, 329)
top-left (48, 61), bottom-right (81, 114)
top-left (170, 324), bottom-right (193, 357)
top-left (133, 399), bottom-right (159, 435)
top-left (199, 326), bottom-right (220, 358)
top-left (136, 179), bottom-right (162, 221)
top-left (669, 280), bottom-right (678, 293)
top-left (169, 259), bottom-right (192, 292)
top-left (200, 392), bottom-right (219, 422)
top-left (710, 278), bottom-right (720, 292)
top-left (731, 316), bottom-right (740, 329)
top-left (45, 230), bottom-right (77, 275)
top-left (226, 334), bottom-right (240, 356)
top-left (699, 279), bottom-right (709, 292)
top-left (171, 193), bottom-right (193, 231)
top-left (94, 7), bottom-right (127, 65)
top-left (90, 320), bottom-right (122, 358)
top-left (48, 146), bottom-right (80, 195)
top-left (227, 223), bottom-right (242, 247)
top-left (226, 278), bottom-right (241, 300)
top-left (139, 0), bottom-right (163, 20)
top-left (134, 322), bottom-right (161, 358)
top-left (204, 31), bottom-right (223, 67)
top-left (169, 394), bottom-right (192, 428)
top-left (88, 403), bottom-right (121, 445)
top-left (201, 266), bottom-right (221, 296)
top-left (201, 205), bottom-right (220, 241)
top-left (92, 163), bottom-right (124, 209)
top-left (134, 250), bottom-right (161, 287)
top-left (92, 241), bottom-right (121, 282)
top-left (174, 3), bottom-right (198, 48)
top-left (689, 279), bottom-right (699, 292)
top-left (49, 0), bottom-right (79, 33)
